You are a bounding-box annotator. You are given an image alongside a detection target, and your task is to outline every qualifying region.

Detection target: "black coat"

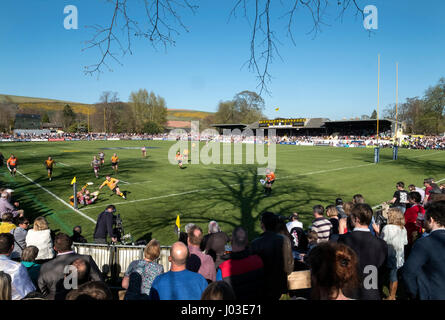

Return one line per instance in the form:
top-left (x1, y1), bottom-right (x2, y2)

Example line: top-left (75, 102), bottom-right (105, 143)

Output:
top-left (338, 230), bottom-right (388, 300)
top-left (402, 229), bottom-right (445, 300)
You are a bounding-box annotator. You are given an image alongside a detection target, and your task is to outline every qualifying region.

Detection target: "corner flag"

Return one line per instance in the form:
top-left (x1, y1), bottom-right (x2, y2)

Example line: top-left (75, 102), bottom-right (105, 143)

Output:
top-left (71, 176), bottom-right (76, 185)
top-left (175, 215), bottom-right (180, 235)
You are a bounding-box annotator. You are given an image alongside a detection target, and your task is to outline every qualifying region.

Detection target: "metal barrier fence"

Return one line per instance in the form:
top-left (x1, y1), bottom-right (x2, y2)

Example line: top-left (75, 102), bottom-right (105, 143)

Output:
top-left (73, 243), bottom-right (171, 280)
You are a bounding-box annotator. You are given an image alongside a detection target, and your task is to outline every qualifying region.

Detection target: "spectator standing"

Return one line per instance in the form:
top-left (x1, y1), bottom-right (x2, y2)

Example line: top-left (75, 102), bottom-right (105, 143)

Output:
top-left (216, 227), bottom-right (265, 300)
top-left (251, 212), bottom-right (292, 300)
top-left (403, 201), bottom-right (445, 300)
top-left (335, 198), bottom-right (347, 219)
top-left (186, 225), bottom-right (216, 282)
top-left (0, 212), bottom-right (16, 234)
top-left (93, 205), bottom-right (117, 244)
top-left (404, 192), bottom-right (425, 246)
top-left (0, 271), bottom-right (12, 300)
top-left (0, 233), bottom-right (35, 300)
top-left (326, 205), bottom-right (340, 235)
top-left (308, 242), bottom-right (360, 300)
top-left (380, 208), bottom-right (408, 300)
top-left (338, 204), bottom-right (388, 300)
top-left (21, 246), bottom-right (41, 288)
top-left (10, 217), bottom-right (29, 261)
top-left (286, 212), bottom-right (303, 231)
top-left (388, 182), bottom-right (409, 214)
top-left (286, 213), bottom-right (308, 257)
top-left (201, 221), bottom-right (230, 269)
top-left (122, 239), bottom-right (164, 300)
top-left (25, 216), bottom-right (55, 263)
top-left (408, 184), bottom-right (425, 203)
top-left (311, 205), bottom-right (332, 243)
top-left (38, 233), bottom-right (103, 300)
top-left (149, 241), bottom-right (208, 300)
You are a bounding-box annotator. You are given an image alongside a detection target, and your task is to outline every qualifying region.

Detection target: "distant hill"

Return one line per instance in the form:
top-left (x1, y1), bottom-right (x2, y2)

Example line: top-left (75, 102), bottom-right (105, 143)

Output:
top-left (0, 94), bottom-right (214, 124)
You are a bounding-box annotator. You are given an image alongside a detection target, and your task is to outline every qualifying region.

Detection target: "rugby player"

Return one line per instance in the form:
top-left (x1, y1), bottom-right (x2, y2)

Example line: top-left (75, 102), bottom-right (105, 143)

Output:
top-left (6, 154), bottom-right (18, 177)
top-left (99, 175), bottom-right (126, 199)
top-left (111, 153), bottom-right (119, 173)
top-left (99, 152), bottom-right (105, 165)
top-left (44, 156), bottom-right (55, 181)
top-left (91, 156), bottom-right (101, 178)
top-left (175, 151), bottom-right (183, 169)
top-left (264, 168), bottom-right (275, 196)
top-left (141, 146), bottom-right (146, 158)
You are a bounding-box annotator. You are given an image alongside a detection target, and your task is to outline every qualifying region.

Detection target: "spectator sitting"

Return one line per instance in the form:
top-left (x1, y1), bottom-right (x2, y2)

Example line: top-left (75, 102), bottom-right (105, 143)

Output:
top-left (21, 246), bottom-right (41, 288)
top-left (338, 201), bottom-right (354, 234)
top-left (70, 226), bottom-right (87, 243)
top-left (25, 216), bottom-right (55, 263)
top-left (186, 225), bottom-right (216, 283)
top-left (0, 233), bottom-right (35, 299)
top-left (310, 205), bottom-right (332, 243)
top-left (122, 239), bottom-right (164, 300)
top-left (338, 203), bottom-right (388, 300)
top-left (0, 191), bottom-right (24, 219)
top-left (403, 201), bottom-right (445, 300)
top-left (286, 212), bottom-right (303, 232)
top-left (216, 227), bottom-right (265, 300)
top-left (65, 281), bottom-right (112, 300)
top-left (10, 217), bottom-right (29, 261)
top-left (307, 242), bottom-right (359, 300)
top-left (0, 271), bottom-right (12, 300)
top-left (408, 184), bottom-right (425, 203)
top-left (0, 212), bottom-right (16, 234)
top-left (149, 241), bottom-right (208, 300)
top-left (201, 281), bottom-right (236, 300)
top-left (335, 198), bottom-right (347, 219)
top-left (352, 194), bottom-right (365, 204)
top-left (405, 192), bottom-right (425, 246)
top-left (37, 233), bottom-right (103, 300)
top-left (201, 221), bottom-right (230, 269)
top-left (388, 182), bottom-right (409, 214)
top-left (380, 208), bottom-right (407, 300)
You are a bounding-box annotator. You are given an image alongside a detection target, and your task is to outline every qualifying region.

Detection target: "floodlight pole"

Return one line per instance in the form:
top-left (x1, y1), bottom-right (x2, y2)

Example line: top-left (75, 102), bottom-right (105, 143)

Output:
top-left (374, 54), bottom-right (381, 163)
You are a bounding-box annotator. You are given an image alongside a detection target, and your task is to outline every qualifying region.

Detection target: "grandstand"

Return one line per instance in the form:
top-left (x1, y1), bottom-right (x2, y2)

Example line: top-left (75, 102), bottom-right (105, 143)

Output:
top-left (13, 113), bottom-right (42, 130)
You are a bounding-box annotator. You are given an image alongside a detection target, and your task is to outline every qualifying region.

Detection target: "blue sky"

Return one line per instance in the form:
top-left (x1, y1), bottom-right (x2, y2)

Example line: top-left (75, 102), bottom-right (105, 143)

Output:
top-left (0, 0), bottom-right (444, 120)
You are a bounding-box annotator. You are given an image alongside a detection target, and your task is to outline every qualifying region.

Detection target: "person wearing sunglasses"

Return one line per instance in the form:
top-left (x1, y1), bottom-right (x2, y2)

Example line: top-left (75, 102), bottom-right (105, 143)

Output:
top-left (10, 217), bottom-right (30, 261)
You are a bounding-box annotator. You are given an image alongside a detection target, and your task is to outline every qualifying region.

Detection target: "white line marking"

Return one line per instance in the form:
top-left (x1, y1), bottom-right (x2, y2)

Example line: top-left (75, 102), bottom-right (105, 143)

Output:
top-left (58, 162), bottom-right (71, 167)
top-left (118, 179), bottom-right (130, 185)
top-left (17, 170), bottom-right (96, 224)
top-left (127, 181), bottom-right (152, 185)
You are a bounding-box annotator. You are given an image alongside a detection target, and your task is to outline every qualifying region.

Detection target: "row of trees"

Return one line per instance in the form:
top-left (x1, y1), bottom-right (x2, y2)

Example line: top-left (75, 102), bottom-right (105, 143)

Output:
top-left (383, 78), bottom-right (445, 135)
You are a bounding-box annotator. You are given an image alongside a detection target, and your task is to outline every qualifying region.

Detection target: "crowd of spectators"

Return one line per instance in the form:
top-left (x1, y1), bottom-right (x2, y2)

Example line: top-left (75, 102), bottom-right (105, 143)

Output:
top-left (0, 175), bottom-right (444, 301)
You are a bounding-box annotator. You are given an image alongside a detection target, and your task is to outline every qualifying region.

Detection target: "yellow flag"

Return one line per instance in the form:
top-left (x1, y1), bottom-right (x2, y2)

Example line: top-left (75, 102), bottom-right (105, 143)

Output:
top-left (71, 176), bottom-right (76, 185)
top-left (175, 215), bottom-right (180, 231)
top-left (275, 107), bottom-right (279, 111)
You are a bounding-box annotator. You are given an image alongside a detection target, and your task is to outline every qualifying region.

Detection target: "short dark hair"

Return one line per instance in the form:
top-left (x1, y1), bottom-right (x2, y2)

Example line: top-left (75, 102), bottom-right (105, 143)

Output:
top-left (352, 194), bottom-right (365, 204)
top-left (17, 217), bottom-right (29, 225)
top-left (313, 205), bottom-right (324, 215)
top-left (396, 181), bottom-right (405, 188)
top-left (408, 191), bottom-right (422, 204)
top-left (106, 205), bottom-right (116, 211)
top-left (425, 201), bottom-right (445, 228)
top-left (260, 212), bottom-right (278, 231)
top-left (65, 281), bottom-right (112, 300)
top-left (335, 198), bottom-right (343, 206)
top-left (21, 246), bottom-right (39, 262)
top-left (54, 233), bottom-right (73, 252)
top-left (201, 281), bottom-right (236, 300)
top-left (351, 203), bottom-right (373, 226)
top-left (232, 227), bottom-right (248, 248)
top-left (73, 226), bottom-right (82, 233)
top-left (1, 212), bottom-right (13, 223)
top-left (0, 233), bottom-right (14, 254)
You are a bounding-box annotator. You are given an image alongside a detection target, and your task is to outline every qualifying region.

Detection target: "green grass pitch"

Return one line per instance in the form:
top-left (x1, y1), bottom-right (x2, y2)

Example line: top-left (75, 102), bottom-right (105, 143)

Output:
top-left (1, 140), bottom-right (444, 245)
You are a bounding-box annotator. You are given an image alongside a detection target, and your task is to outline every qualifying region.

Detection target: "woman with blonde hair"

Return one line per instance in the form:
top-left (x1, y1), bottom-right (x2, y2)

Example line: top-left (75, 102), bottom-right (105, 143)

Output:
top-left (0, 271), bottom-right (12, 300)
top-left (122, 239), bottom-right (164, 300)
top-left (326, 205), bottom-right (340, 235)
top-left (25, 216), bottom-right (55, 263)
top-left (380, 208), bottom-right (407, 300)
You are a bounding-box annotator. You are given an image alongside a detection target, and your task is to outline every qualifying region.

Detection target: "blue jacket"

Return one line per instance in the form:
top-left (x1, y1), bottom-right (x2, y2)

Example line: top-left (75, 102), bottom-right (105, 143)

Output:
top-left (402, 229), bottom-right (445, 300)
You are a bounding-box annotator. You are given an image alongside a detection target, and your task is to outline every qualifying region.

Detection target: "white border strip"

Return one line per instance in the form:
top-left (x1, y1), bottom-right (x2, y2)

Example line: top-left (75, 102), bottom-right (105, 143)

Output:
top-left (17, 170), bottom-right (96, 224)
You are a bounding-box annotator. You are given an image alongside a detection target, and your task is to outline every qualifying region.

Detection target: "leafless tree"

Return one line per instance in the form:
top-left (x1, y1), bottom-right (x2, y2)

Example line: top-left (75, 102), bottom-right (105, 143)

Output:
top-left (83, 0), bottom-right (365, 94)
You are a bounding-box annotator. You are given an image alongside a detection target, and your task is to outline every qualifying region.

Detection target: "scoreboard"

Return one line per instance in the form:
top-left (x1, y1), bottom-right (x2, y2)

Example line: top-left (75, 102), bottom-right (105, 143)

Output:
top-left (259, 118), bottom-right (306, 128)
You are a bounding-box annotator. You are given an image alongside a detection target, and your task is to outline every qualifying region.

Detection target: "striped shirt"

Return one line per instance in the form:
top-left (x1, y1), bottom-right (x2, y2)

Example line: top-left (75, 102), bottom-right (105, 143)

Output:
top-left (312, 217), bottom-right (333, 243)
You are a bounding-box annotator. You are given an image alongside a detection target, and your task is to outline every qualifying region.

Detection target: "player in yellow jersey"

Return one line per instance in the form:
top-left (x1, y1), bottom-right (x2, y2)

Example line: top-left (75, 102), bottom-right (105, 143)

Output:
top-left (44, 156), bottom-right (56, 181)
top-left (111, 153), bottom-right (119, 174)
top-left (99, 175), bottom-right (126, 199)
